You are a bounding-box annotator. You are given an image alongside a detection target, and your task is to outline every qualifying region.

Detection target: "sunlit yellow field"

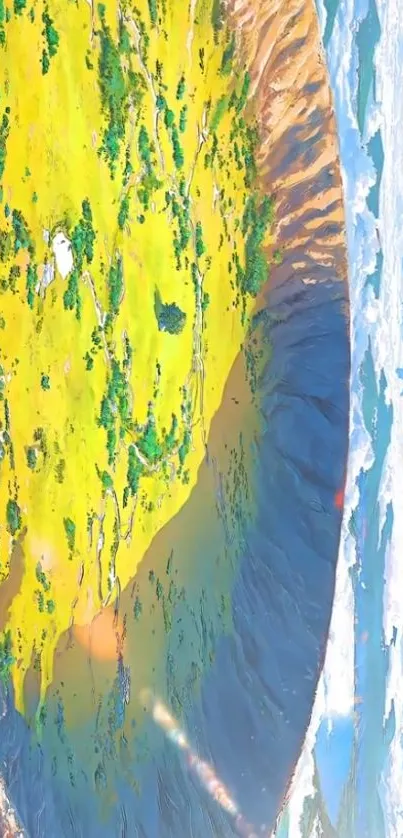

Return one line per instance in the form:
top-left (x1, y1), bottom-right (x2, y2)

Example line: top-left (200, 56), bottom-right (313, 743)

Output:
top-left (0, 0), bottom-right (275, 711)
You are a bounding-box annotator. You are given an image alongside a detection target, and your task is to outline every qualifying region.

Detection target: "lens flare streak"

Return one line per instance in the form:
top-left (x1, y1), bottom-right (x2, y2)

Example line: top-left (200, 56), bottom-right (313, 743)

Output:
top-left (146, 695), bottom-right (260, 837)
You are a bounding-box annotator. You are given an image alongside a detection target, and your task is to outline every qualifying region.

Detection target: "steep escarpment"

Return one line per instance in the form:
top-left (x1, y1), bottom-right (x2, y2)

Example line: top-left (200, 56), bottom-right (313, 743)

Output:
top-left (228, 0), bottom-right (348, 288)
top-left (0, 0), bottom-right (349, 835)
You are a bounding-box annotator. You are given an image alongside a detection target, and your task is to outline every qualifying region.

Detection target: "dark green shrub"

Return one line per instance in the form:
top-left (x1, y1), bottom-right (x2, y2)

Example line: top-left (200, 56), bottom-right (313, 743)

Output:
top-left (157, 302), bottom-right (186, 335)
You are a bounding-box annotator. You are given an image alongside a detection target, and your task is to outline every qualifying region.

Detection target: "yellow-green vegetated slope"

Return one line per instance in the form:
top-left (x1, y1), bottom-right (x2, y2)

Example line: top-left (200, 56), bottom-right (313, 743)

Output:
top-left (0, 0), bottom-right (275, 711)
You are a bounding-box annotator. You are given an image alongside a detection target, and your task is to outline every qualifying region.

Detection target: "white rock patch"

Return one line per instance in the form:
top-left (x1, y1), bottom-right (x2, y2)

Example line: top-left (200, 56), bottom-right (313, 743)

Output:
top-left (52, 231), bottom-right (74, 279)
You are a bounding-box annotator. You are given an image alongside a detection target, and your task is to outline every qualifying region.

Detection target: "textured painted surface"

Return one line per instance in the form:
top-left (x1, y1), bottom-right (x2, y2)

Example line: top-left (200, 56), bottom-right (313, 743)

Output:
top-left (0, 0), bottom-right (349, 835)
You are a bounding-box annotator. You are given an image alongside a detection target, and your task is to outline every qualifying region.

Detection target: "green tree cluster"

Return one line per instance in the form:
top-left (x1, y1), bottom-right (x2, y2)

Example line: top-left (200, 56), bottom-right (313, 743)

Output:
top-left (156, 93), bottom-right (166, 111)
top-left (64, 199), bottom-right (96, 315)
top-left (108, 254), bottom-right (124, 314)
top-left (171, 196), bottom-right (190, 263)
top-left (71, 199), bottom-right (96, 266)
top-left (147, 0), bottom-right (158, 25)
top-left (137, 169), bottom-right (162, 211)
top-left (137, 407), bottom-right (162, 464)
top-left (122, 146), bottom-right (133, 186)
top-left (171, 126), bottom-right (184, 169)
top-left (99, 395), bottom-right (114, 431)
top-left (7, 264), bottom-right (20, 293)
top-left (179, 105), bottom-right (187, 133)
top-left (178, 427), bottom-right (191, 468)
top-left (127, 444), bottom-right (143, 495)
top-left (34, 426), bottom-right (47, 459)
top-left (41, 6), bottom-right (59, 74)
top-left (211, 0), bottom-right (223, 34)
top-left (136, 126), bottom-right (162, 210)
top-left (99, 357), bottom-right (131, 464)
top-left (157, 302), bottom-right (186, 335)
top-left (91, 327), bottom-right (102, 348)
top-left (0, 364), bottom-right (4, 403)
top-left (133, 595), bottom-right (142, 620)
top-left (195, 221), bottom-right (205, 258)
top-left (85, 50), bottom-right (94, 71)
top-left (123, 334), bottom-right (133, 370)
top-left (100, 470), bottom-right (113, 490)
top-left (26, 262), bottom-right (37, 309)
top-left (138, 125), bottom-right (152, 167)
top-left (128, 69), bottom-right (146, 110)
top-left (6, 498), bottom-right (21, 536)
top-left (84, 351), bottom-right (94, 371)
top-left (109, 359), bottom-right (130, 427)
top-left (42, 8), bottom-right (59, 55)
top-left (164, 107), bottom-right (174, 129)
top-left (236, 72), bottom-right (251, 114)
top-left (55, 458), bottom-right (65, 483)
top-left (13, 0), bottom-right (26, 15)
top-left (97, 6), bottom-right (129, 173)
top-left (63, 269), bottom-right (80, 315)
top-left (11, 208), bottom-right (34, 254)
top-left (176, 76), bottom-right (185, 100)
top-left (232, 140), bottom-right (242, 171)
top-left (118, 19), bottom-right (131, 54)
top-left (0, 630), bottom-right (15, 686)
top-left (241, 122), bottom-right (259, 187)
top-left (202, 290), bottom-right (210, 312)
top-left (0, 1), bottom-right (6, 47)
top-left (239, 195), bottom-right (274, 296)
top-left (220, 34), bottom-right (235, 75)
top-left (118, 195), bottom-right (130, 229)
top-left (26, 445), bottom-right (37, 469)
top-left (63, 516), bottom-right (76, 553)
top-left (41, 50), bottom-right (50, 75)
top-left (163, 412), bottom-right (178, 453)
top-left (0, 228), bottom-right (11, 262)
top-left (36, 589), bottom-right (45, 612)
top-left (210, 95), bottom-right (228, 132)
top-left (0, 108), bottom-right (10, 179)
top-left (36, 562), bottom-right (50, 591)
